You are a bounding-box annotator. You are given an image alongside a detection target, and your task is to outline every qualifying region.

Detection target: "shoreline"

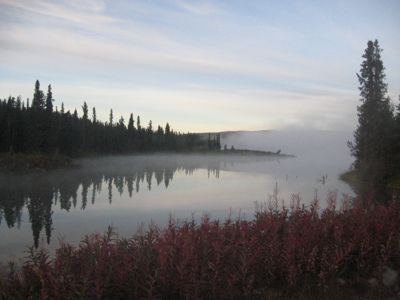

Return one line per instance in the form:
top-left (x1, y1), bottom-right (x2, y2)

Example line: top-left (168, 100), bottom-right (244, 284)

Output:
top-left (0, 150), bottom-right (294, 172)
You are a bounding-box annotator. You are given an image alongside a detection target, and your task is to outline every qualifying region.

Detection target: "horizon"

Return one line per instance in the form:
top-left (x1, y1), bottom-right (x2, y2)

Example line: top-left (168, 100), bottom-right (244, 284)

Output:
top-left (1, 0), bottom-right (399, 132)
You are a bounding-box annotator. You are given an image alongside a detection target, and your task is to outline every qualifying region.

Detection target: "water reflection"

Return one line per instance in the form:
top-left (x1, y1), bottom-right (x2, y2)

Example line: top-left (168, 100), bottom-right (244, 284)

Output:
top-left (0, 154), bottom-right (277, 248)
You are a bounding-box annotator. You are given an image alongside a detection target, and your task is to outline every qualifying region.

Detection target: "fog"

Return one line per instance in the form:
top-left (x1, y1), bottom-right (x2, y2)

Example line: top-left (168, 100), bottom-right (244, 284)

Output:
top-left (0, 129), bottom-right (355, 260)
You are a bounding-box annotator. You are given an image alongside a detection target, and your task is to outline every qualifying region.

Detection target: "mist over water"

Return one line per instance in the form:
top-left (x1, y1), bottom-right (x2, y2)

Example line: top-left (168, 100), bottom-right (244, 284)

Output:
top-left (0, 130), bottom-right (354, 260)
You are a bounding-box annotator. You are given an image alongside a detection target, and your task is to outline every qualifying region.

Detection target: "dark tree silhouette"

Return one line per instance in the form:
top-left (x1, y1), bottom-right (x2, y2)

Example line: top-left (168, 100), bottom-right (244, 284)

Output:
top-left (348, 40), bottom-right (397, 192)
top-left (92, 107), bottom-right (96, 123)
top-left (45, 84), bottom-right (54, 113)
top-left (32, 80), bottom-right (44, 110)
top-left (109, 109), bottom-right (113, 126)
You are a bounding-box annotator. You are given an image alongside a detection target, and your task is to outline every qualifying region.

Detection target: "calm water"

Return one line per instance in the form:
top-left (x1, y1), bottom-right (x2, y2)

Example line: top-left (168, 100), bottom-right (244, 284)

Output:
top-left (0, 130), bottom-right (354, 260)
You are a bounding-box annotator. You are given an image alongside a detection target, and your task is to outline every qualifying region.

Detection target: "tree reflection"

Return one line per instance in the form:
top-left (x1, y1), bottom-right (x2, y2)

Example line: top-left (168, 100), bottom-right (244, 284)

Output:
top-left (0, 157), bottom-right (226, 248)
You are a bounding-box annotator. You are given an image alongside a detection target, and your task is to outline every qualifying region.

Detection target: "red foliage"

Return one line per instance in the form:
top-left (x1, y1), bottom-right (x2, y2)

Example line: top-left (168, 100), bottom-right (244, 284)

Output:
top-left (1, 197), bottom-right (400, 299)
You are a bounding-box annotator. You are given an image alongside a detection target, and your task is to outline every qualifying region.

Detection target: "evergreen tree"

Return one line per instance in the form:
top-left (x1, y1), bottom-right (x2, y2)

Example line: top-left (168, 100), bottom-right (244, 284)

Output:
top-left (32, 80), bottom-right (44, 109)
top-left (394, 96), bottom-right (400, 174)
top-left (45, 84), bottom-right (54, 113)
top-left (82, 102), bottom-right (88, 121)
top-left (147, 120), bottom-right (153, 133)
top-left (137, 115), bottom-right (141, 131)
top-left (92, 107), bottom-right (96, 123)
top-left (61, 102), bottom-right (65, 114)
top-left (128, 113), bottom-right (134, 131)
top-left (109, 109), bottom-right (113, 126)
top-left (349, 40), bottom-right (396, 189)
top-left (118, 116), bottom-right (125, 128)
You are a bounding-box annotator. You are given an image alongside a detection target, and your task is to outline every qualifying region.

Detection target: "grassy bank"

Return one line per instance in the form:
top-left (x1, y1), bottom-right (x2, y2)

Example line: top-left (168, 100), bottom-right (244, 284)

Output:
top-left (0, 153), bottom-right (74, 171)
top-left (0, 198), bottom-right (399, 299)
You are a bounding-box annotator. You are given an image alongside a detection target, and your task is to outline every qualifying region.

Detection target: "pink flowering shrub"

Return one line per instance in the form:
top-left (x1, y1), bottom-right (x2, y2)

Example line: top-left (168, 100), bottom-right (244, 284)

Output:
top-left (1, 196), bottom-right (399, 299)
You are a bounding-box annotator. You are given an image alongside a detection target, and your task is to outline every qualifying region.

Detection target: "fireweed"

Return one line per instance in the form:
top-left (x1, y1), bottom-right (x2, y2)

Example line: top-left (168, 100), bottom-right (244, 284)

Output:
top-left (0, 194), bottom-right (399, 299)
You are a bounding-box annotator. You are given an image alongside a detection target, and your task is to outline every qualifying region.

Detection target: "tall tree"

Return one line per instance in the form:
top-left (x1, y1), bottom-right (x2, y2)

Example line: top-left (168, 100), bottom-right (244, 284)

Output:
top-left (32, 80), bottom-right (44, 109)
top-left (394, 96), bottom-right (400, 175)
top-left (109, 109), bottom-right (113, 126)
top-left (349, 40), bottom-right (395, 189)
top-left (137, 115), bottom-right (141, 131)
top-left (82, 102), bottom-right (88, 121)
top-left (92, 107), bottom-right (97, 123)
top-left (128, 113), bottom-right (134, 131)
top-left (45, 84), bottom-right (54, 113)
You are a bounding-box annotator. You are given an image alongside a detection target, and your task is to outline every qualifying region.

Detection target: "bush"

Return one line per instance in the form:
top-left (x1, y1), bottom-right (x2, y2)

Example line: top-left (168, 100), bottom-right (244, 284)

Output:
top-left (1, 196), bottom-right (400, 299)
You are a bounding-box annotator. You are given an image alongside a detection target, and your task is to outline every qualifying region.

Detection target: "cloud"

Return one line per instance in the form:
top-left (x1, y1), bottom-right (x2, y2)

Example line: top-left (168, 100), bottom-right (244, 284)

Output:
top-left (0, 0), bottom-right (398, 131)
top-left (0, 78), bottom-right (359, 133)
top-left (0, 0), bottom-right (115, 32)
top-left (173, 0), bottom-right (221, 15)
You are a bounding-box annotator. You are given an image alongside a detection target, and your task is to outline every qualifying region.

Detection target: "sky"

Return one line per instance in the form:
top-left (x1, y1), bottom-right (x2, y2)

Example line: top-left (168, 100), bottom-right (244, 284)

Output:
top-left (0, 0), bottom-right (399, 132)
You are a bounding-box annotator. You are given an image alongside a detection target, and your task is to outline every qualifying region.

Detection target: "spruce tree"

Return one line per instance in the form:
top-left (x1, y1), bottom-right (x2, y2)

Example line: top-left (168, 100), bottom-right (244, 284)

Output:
top-left (128, 113), bottom-right (134, 131)
top-left (32, 80), bottom-right (44, 109)
top-left (45, 84), bottom-right (54, 113)
top-left (109, 109), bottom-right (113, 126)
top-left (92, 107), bottom-right (96, 123)
top-left (394, 96), bottom-right (400, 174)
top-left (82, 102), bottom-right (88, 121)
top-left (349, 40), bottom-right (395, 188)
top-left (137, 115), bottom-right (141, 131)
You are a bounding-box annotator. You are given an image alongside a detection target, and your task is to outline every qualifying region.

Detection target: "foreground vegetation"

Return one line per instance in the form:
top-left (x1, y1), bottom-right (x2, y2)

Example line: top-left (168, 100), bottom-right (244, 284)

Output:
top-left (0, 196), bottom-right (399, 299)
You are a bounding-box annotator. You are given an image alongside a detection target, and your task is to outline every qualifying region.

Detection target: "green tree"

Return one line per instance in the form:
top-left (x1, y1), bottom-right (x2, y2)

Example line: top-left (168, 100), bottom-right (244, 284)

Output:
top-left (128, 113), bottom-right (134, 131)
top-left (137, 115), bottom-right (141, 131)
top-left (394, 96), bottom-right (400, 174)
top-left (82, 102), bottom-right (88, 121)
top-left (349, 40), bottom-right (396, 189)
top-left (45, 84), bottom-right (54, 113)
top-left (32, 80), bottom-right (44, 109)
top-left (92, 107), bottom-right (96, 123)
top-left (109, 109), bottom-right (113, 126)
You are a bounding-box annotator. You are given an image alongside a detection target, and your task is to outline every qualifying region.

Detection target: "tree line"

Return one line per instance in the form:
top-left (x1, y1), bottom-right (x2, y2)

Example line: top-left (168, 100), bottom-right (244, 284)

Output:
top-left (349, 40), bottom-right (400, 197)
top-left (0, 81), bottom-right (221, 156)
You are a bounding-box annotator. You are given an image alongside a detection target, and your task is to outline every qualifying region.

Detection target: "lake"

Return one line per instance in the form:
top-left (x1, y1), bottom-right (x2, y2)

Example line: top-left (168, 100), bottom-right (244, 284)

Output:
top-left (0, 130), bottom-right (354, 260)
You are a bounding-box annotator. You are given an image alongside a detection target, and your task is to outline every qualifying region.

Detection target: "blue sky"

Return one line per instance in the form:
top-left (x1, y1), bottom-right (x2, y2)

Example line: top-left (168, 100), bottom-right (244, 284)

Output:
top-left (0, 0), bottom-right (399, 132)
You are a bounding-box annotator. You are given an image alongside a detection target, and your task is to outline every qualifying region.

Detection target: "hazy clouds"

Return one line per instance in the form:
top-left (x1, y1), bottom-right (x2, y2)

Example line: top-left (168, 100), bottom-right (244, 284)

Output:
top-left (0, 0), bottom-right (399, 131)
